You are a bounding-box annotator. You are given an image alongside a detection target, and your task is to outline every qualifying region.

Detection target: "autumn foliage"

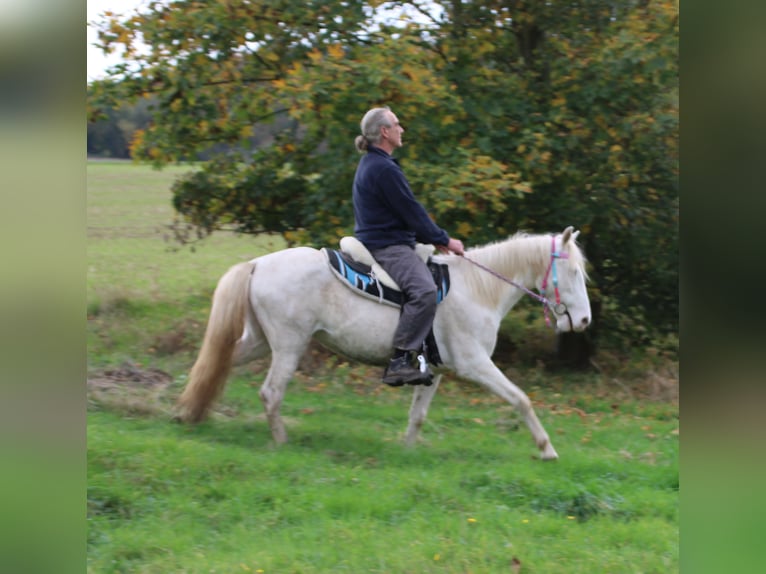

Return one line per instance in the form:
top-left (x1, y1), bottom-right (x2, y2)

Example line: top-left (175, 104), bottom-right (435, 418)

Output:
top-left (89, 0), bottom-right (678, 345)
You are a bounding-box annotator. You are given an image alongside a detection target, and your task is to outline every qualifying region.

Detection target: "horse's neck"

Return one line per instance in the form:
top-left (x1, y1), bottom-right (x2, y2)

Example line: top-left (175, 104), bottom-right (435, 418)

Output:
top-left (464, 236), bottom-right (549, 312)
top-left (472, 235), bottom-right (548, 285)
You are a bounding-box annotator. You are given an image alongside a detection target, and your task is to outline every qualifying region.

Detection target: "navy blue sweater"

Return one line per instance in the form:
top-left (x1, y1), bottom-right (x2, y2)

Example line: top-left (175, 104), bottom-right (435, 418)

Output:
top-left (352, 146), bottom-right (450, 250)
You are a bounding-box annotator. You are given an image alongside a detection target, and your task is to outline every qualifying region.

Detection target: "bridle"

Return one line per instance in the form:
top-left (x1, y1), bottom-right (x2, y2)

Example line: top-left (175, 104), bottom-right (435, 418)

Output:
top-left (461, 235), bottom-right (573, 330)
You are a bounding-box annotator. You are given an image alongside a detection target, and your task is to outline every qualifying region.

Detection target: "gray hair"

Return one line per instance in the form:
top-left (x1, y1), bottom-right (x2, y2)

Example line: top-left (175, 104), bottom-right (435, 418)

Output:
top-left (355, 106), bottom-right (391, 152)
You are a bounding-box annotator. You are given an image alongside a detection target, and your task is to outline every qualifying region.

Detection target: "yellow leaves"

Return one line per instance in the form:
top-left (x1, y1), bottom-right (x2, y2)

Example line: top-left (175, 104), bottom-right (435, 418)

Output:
top-left (477, 41), bottom-right (494, 55)
top-left (400, 63), bottom-right (418, 81)
top-left (512, 182), bottom-right (533, 194)
top-left (307, 49), bottom-right (323, 64)
top-left (327, 43), bottom-right (344, 60)
top-left (615, 173), bottom-right (630, 189)
top-left (261, 50), bottom-right (280, 63)
top-left (441, 115), bottom-right (455, 127)
top-left (129, 129), bottom-right (145, 158)
top-left (457, 221), bottom-right (473, 236)
top-left (439, 198), bottom-right (457, 209)
top-left (610, 144), bottom-right (623, 153)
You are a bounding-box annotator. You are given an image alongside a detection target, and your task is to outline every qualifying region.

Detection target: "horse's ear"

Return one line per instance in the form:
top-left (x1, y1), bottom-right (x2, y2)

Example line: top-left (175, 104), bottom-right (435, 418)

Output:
top-left (572, 230), bottom-right (580, 241)
top-left (562, 226), bottom-right (574, 244)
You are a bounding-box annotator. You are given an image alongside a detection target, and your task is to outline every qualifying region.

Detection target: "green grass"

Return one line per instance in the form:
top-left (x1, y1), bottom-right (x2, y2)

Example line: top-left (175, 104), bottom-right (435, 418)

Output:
top-left (87, 379), bottom-right (678, 573)
top-left (87, 160), bottom-right (284, 371)
top-left (87, 160), bottom-right (678, 573)
top-left (87, 160), bottom-right (284, 312)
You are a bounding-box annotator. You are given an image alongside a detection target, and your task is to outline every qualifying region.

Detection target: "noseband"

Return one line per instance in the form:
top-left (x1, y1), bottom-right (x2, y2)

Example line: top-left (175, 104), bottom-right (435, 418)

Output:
top-left (462, 235), bottom-right (573, 330)
top-left (540, 236), bottom-right (573, 330)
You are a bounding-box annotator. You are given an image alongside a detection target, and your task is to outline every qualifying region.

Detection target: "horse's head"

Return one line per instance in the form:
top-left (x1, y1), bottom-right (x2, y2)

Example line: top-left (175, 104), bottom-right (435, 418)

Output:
top-left (540, 226), bottom-right (591, 332)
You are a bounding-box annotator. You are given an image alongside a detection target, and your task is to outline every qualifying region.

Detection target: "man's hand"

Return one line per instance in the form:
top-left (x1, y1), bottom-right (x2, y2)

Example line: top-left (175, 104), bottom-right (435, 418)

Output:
top-left (437, 238), bottom-right (465, 256)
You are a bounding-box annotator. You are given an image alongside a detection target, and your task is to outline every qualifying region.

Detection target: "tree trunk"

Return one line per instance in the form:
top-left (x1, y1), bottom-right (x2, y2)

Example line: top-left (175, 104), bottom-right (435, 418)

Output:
top-left (556, 299), bottom-right (601, 369)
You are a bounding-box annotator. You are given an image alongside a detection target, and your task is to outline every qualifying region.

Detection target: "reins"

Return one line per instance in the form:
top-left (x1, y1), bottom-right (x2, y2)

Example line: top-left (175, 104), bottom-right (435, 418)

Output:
top-left (460, 236), bottom-right (571, 329)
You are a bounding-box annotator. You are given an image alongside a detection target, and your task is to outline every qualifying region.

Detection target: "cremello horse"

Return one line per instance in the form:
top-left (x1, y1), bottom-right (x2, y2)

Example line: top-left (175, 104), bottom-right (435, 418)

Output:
top-left (177, 227), bottom-right (591, 460)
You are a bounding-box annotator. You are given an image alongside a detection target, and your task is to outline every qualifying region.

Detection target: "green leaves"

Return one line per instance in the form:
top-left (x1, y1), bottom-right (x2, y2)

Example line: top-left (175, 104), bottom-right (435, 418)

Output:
top-left (88, 0), bottom-right (678, 342)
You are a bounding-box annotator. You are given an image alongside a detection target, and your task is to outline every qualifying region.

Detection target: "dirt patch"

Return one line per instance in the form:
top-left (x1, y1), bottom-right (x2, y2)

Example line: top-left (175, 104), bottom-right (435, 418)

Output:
top-left (631, 368), bottom-right (679, 403)
top-left (88, 362), bottom-right (175, 416)
top-left (88, 362), bottom-right (174, 391)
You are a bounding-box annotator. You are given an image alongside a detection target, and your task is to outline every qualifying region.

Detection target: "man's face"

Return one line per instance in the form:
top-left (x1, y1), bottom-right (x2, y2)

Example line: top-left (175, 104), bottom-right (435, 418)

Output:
top-left (381, 111), bottom-right (404, 148)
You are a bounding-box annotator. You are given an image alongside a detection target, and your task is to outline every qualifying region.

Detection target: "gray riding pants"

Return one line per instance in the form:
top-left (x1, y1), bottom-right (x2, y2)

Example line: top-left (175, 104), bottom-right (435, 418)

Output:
top-left (370, 244), bottom-right (437, 353)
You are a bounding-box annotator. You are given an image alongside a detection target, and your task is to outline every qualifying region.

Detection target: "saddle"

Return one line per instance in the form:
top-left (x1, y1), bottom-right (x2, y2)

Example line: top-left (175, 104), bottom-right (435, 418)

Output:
top-left (322, 237), bottom-right (450, 309)
top-left (339, 236), bottom-right (435, 291)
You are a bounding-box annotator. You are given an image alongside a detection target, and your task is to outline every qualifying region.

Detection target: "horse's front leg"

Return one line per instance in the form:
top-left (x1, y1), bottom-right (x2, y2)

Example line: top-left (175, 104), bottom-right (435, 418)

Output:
top-left (405, 374), bottom-right (442, 446)
top-left (454, 354), bottom-right (558, 461)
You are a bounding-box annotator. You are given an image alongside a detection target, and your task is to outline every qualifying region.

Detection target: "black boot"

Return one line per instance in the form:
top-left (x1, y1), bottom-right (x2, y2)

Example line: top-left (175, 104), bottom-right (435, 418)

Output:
top-left (382, 350), bottom-right (433, 387)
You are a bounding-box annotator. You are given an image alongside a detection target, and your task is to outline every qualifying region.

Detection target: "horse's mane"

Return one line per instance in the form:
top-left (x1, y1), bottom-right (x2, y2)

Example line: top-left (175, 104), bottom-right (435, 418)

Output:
top-left (448, 231), bottom-right (587, 307)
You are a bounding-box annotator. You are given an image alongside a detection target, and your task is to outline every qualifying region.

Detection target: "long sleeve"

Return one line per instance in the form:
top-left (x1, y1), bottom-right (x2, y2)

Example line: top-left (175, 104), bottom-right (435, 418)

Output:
top-left (353, 147), bottom-right (449, 250)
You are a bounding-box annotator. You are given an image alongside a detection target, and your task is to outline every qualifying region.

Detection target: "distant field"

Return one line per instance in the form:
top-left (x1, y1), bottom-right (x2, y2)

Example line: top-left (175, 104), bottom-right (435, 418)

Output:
top-left (87, 161), bottom-right (678, 573)
top-left (87, 160), bottom-right (285, 305)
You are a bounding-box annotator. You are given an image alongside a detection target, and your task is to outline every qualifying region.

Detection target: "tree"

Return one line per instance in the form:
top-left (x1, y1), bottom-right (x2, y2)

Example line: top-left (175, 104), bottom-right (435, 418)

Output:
top-left (87, 89), bottom-right (155, 157)
top-left (88, 0), bottom-right (678, 348)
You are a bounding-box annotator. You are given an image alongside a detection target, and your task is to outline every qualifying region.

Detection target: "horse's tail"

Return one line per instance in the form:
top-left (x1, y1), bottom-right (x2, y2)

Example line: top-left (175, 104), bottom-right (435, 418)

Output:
top-left (177, 261), bottom-right (254, 423)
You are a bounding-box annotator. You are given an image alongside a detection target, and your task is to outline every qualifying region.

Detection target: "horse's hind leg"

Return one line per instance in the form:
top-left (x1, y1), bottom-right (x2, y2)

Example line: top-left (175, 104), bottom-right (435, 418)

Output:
top-left (405, 375), bottom-right (442, 446)
top-left (232, 308), bottom-right (269, 365)
top-left (259, 349), bottom-right (303, 445)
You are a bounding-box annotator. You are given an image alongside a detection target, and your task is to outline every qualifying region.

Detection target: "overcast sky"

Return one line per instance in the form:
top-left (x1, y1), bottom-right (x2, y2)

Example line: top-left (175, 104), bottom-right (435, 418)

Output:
top-left (87, 0), bottom-right (148, 81)
top-left (87, 1), bottom-right (441, 82)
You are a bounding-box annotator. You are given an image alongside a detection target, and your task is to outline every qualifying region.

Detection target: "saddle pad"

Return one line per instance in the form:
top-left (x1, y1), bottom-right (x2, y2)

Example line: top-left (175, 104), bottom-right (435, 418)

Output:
top-left (323, 248), bottom-right (450, 309)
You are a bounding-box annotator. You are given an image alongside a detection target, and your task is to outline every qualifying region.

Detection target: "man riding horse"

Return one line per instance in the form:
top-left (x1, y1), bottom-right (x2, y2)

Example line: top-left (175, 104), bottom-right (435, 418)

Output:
top-left (352, 106), bottom-right (465, 387)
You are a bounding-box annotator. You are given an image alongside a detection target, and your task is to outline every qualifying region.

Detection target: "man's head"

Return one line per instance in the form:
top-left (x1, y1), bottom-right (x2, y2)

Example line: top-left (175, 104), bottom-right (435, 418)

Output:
top-left (356, 106), bottom-right (405, 154)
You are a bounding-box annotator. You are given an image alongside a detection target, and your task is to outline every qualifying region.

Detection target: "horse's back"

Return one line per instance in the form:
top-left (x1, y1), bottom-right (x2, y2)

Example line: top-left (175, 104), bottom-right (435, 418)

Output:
top-left (253, 245), bottom-right (323, 265)
top-left (250, 246), bottom-right (327, 281)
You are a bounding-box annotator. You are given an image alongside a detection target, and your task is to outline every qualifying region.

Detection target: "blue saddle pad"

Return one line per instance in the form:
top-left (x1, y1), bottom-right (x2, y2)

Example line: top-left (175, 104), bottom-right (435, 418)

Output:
top-left (324, 248), bottom-right (450, 307)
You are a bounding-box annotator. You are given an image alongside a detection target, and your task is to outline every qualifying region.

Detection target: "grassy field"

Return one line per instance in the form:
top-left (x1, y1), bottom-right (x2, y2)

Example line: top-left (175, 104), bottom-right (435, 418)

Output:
top-left (87, 161), bottom-right (679, 573)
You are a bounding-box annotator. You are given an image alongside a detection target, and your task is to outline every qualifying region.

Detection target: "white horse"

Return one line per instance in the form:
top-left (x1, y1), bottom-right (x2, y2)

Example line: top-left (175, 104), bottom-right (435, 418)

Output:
top-left (177, 226), bottom-right (591, 460)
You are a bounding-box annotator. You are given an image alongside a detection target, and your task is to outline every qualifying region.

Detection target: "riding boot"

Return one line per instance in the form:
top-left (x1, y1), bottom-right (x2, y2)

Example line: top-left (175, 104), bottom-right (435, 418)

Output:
top-left (382, 350), bottom-right (433, 387)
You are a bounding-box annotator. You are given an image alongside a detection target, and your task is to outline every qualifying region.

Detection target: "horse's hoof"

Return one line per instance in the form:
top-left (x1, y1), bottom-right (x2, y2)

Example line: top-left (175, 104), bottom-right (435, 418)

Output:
top-left (540, 444), bottom-right (559, 461)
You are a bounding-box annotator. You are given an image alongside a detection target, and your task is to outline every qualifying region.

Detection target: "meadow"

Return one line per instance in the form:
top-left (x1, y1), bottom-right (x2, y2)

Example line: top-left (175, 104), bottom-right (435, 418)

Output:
top-left (87, 161), bottom-right (678, 573)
